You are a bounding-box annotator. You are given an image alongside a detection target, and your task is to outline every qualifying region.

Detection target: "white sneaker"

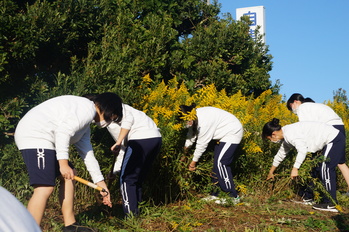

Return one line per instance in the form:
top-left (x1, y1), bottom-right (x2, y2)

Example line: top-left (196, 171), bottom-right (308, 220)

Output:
top-left (215, 196), bottom-right (240, 205)
top-left (232, 196), bottom-right (241, 204)
top-left (201, 195), bottom-right (219, 202)
top-left (312, 203), bottom-right (339, 213)
top-left (214, 198), bottom-right (227, 204)
top-left (291, 198), bottom-right (314, 205)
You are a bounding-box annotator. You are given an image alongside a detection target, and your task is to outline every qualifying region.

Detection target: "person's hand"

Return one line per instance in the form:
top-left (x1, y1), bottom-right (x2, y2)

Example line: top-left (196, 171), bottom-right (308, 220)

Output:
top-left (111, 143), bottom-right (121, 154)
top-left (107, 172), bottom-right (117, 181)
top-left (59, 160), bottom-right (74, 180)
top-left (266, 172), bottom-right (276, 180)
top-left (290, 167), bottom-right (299, 179)
top-left (266, 165), bottom-right (277, 181)
top-left (183, 147), bottom-right (189, 154)
top-left (188, 161), bottom-right (197, 171)
top-left (97, 181), bottom-right (112, 207)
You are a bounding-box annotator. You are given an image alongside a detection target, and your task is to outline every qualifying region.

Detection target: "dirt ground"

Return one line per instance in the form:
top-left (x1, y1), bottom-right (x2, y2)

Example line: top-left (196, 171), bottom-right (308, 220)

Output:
top-left (138, 198), bottom-right (349, 232)
top-left (42, 193), bottom-right (349, 232)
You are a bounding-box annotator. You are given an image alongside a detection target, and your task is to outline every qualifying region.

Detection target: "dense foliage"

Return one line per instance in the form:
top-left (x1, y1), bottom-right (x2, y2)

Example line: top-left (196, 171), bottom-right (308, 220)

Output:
top-left (0, 0), bottom-right (274, 141)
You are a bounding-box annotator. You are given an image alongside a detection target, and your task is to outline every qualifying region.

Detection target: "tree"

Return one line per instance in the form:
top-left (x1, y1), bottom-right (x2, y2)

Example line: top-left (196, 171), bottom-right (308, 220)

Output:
top-left (333, 88), bottom-right (348, 109)
top-left (0, 0), bottom-right (275, 134)
top-left (171, 14), bottom-right (273, 96)
top-left (0, 0), bottom-right (108, 101)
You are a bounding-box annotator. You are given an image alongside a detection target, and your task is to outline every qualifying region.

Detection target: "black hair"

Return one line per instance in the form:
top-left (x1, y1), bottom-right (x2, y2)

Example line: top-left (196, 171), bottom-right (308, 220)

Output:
top-left (286, 93), bottom-right (315, 111)
top-left (178, 103), bottom-right (196, 120)
top-left (82, 93), bottom-right (98, 101)
top-left (262, 118), bottom-right (282, 140)
top-left (86, 92), bottom-right (123, 123)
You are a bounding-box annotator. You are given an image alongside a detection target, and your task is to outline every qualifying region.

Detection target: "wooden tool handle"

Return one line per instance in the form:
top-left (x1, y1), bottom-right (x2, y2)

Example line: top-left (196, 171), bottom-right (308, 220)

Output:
top-left (74, 176), bottom-right (104, 192)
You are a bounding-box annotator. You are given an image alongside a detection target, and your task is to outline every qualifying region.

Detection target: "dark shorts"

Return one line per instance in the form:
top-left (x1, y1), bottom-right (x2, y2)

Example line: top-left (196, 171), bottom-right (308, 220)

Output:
top-left (21, 149), bottom-right (74, 186)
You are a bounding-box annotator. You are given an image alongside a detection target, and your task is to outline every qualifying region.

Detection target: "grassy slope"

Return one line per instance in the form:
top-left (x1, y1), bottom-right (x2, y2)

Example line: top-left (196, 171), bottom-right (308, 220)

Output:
top-left (41, 189), bottom-right (349, 232)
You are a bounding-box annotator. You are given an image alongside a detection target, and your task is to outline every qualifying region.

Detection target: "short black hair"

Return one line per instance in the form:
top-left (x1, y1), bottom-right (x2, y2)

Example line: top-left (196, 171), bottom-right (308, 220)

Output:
top-left (82, 93), bottom-right (98, 101)
top-left (262, 118), bottom-right (282, 140)
top-left (87, 92), bottom-right (123, 123)
top-left (286, 93), bottom-right (315, 111)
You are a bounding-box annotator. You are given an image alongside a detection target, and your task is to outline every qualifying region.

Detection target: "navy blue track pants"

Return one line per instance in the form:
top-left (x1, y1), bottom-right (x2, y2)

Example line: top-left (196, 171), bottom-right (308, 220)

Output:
top-left (212, 142), bottom-right (239, 198)
top-left (319, 132), bottom-right (346, 203)
top-left (120, 137), bottom-right (162, 215)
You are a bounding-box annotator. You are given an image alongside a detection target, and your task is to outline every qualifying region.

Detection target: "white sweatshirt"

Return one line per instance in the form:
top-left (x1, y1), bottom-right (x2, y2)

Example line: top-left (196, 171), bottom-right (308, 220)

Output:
top-left (185, 107), bottom-right (243, 162)
top-left (105, 125), bottom-right (126, 173)
top-left (296, 102), bottom-right (343, 126)
top-left (106, 104), bottom-right (161, 173)
top-left (14, 95), bottom-right (104, 183)
top-left (272, 121), bottom-right (339, 169)
top-left (0, 186), bottom-right (42, 232)
top-left (107, 104), bottom-right (161, 141)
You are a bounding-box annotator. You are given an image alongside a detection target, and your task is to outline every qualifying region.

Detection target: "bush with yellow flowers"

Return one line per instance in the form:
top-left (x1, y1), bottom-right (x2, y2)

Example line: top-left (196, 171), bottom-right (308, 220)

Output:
top-left (136, 75), bottom-right (349, 203)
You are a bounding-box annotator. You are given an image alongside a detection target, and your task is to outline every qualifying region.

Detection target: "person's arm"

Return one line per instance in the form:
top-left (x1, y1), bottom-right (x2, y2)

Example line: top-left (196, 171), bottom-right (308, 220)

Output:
top-left (187, 125), bottom-right (214, 171)
top-left (74, 131), bottom-right (112, 207)
top-left (54, 130), bottom-right (72, 161)
top-left (266, 165), bottom-right (277, 180)
top-left (59, 159), bottom-right (74, 180)
top-left (272, 142), bottom-right (291, 167)
top-left (112, 105), bottom-right (132, 151)
top-left (74, 128), bottom-right (104, 183)
top-left (184, 126), bottom-right (196, 149)
top-left (290, 168), bottom-right (299, 179)
top-left (290, 140), bottom-right (308, 179)
top-left (191, 124), bottom-right (213, 163)
top-left (55, 114), bottom-right (83, 160)
top-left (267, 142), bottom-right (292, 180)
top-left (111, 128), bottom-right (130, 151)
top-left (95, 180), bottom-right (112, 207)
top-left (293, 140), bottom-right (308, 170)
top-left (189, 161), bottom-right (197, 171)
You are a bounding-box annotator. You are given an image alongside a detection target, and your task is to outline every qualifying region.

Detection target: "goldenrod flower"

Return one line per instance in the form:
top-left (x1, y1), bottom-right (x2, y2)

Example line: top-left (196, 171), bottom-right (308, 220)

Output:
top-left (335, 204), bottom-right (343, 212)
top-left (142, 73), bottom-right (152, 84)
top-left (179, 108), bottom-right (197, 121)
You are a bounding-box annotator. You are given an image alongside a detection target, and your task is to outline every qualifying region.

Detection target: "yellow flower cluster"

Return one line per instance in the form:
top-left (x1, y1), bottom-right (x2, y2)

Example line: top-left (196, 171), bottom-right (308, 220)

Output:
top-left (135, 75), bottom-right (349, 204)
top-left (171, 123), bottom-right (183, 131)
top-left (182, 203), bottom-right (192, 211)
top-left (326, 100), bottom-right (349, 129)
top-left (142, 73), bottom-right (152, 84)
top-left (170, 221), bottom-right (203, 231)
top-left (140, 76), bottom-right (293, 153)
top-left (179, 108), bottom-right (197, 121)
top-left (138, 75), bottom-right (348, 162)
top-left (236, 184), bottom-right (248, 195)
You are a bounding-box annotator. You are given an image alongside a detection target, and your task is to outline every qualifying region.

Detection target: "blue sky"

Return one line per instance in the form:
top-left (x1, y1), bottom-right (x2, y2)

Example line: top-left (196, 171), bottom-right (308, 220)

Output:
top-left (217, 0), bottom-right (349, 103)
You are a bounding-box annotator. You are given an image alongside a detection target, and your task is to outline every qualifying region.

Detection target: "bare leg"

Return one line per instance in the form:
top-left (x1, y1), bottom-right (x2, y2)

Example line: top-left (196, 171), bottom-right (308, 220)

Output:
top-left (338, 163), bottom-right (349, 191)
top-left (27, 185), bottom-right (54, 226)
top-left (59, 171), bottom-right (76, 226)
